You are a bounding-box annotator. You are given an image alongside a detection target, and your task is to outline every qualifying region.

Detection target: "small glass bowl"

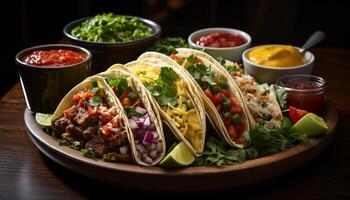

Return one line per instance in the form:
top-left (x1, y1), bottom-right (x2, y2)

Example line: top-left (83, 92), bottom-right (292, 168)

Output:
top-left (276, 74), bottom-right (326, 113)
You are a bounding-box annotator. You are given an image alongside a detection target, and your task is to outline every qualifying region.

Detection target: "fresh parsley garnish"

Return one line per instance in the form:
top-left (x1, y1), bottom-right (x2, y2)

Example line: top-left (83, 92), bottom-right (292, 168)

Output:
top-left (89, 96), bottom-right (102, 107)
top-left (82, 148), bottom-right (96, 159)
top-left (108, 77), bottom-right (128, 96)
top-left (124, 106), bottom-right (143, 117)
top-left (145, 67), bottom-right (179, 106)
top-left (275, 86), bottom-right (288, 112)
top-left (149, 37), bottom-right (188, 55)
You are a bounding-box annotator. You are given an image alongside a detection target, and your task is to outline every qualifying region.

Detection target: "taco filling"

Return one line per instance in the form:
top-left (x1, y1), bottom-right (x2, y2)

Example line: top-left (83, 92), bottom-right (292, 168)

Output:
top-left (52, 81), bottom-right (131, 162)
top-left (219, 59), bottom-right (282, 129)
top-left (172, 54), bottom-right (247, 144)
top-left (129, 65), bottom-right (203, 152)
top-left (106, 76), bottom-right (163, 164)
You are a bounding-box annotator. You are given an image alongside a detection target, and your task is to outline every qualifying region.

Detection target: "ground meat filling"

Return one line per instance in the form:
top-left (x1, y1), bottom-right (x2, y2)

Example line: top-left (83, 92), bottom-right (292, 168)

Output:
top-left (52, 86), bottom-right (131, 162)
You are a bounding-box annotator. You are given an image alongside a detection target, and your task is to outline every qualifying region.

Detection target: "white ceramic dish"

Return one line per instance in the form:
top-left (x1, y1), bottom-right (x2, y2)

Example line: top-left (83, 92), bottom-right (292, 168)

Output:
top-left (188, 27), bottom-right (251, 62)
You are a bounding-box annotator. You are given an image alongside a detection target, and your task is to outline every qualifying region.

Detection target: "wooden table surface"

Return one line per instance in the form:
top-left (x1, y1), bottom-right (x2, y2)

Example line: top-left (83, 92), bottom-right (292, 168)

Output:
top-left (1, 48), bottom-right (349, 199)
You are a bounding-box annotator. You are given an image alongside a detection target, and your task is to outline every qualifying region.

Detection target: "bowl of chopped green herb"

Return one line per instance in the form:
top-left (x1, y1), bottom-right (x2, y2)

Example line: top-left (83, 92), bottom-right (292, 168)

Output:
top-left (63, 13), bottom-right (161, 73)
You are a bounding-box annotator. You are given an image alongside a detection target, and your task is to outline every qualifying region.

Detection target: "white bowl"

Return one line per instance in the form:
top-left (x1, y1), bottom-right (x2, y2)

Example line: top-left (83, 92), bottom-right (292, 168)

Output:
top-left (242, 45), bottom-right (315, 84)
top-left (188, 27), bottom-right (251, 62)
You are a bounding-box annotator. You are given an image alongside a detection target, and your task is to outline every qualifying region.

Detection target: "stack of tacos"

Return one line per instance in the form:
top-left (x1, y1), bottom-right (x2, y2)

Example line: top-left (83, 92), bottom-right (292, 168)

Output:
top-left (138, 49), bottom-right (253, 148)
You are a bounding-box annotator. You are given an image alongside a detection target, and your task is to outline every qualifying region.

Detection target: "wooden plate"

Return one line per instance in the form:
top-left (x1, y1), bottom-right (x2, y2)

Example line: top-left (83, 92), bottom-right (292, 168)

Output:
top-left (24, 100), bottom-right (338, 191)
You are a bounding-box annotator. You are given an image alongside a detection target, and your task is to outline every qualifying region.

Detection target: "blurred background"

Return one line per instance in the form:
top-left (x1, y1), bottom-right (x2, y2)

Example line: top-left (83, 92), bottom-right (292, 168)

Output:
top-left (3, 0), bottom-right (349, 96)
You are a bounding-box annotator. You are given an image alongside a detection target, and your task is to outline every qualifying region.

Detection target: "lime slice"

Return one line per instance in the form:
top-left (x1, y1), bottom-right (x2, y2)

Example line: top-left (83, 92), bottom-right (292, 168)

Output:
top-left (35, 113), bottom-right (53, 127)
top-left (290, 113), bottom-right (328, 137)
top-left (160, 142), bottom-right (195, 168)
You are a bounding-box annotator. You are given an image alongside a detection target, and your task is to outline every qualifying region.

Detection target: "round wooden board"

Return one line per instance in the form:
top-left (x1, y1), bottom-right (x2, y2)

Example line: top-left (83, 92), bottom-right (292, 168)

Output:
top-left (24, 100), bottom-right (338, 191)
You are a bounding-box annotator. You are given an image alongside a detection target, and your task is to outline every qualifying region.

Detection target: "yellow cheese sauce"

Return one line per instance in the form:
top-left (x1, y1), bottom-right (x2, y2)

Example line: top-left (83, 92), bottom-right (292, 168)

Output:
top-left (247, 45), bottom-right (305, 68)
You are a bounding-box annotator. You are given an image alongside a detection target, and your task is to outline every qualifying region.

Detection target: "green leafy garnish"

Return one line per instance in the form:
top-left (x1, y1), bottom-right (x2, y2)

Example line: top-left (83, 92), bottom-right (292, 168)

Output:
top-left (127, 91), bottom-right (138, 100)
top-left (58, 139), bottom-right (70, 146)
top-left (275, 86), bottom-right (288, 112)
top-left (72, 141), bottom-right (82, 150)
top-left (82, 148), bottom-right (96, 159)
top-left (71, 13), bottom-right (152, 43)
top-left (149, 37), bottom-right (188, 55)
top-left (145, 67), bottom-right (179, 106)
top-left (194, 137), bottom-right (257, 166)
top-left (89, 96), bottom-right (102, 107)
top-left (103, 153), bottom-right (117, 162)
top-left (124, 106), bottom-right (143, 117)
top-left (217, 56), bottom-right (244, 74)
top-left (108, 77), bottom-right (128, 95)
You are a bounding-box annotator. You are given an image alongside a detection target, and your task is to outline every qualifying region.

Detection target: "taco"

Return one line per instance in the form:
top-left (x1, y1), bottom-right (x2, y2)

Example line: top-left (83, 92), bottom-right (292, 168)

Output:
top-left (169, 48), bottom-right (283, 129)
top-left (215, 59), bottom-right (283, 129)
top-left (112, 60), bottom-right (206, 156)
top-left (51, 76), bottom-right (133, 162)
top-left (138, 50), bottom-right (252, 148)
top-left (98, 69), bottom-right (165, 166)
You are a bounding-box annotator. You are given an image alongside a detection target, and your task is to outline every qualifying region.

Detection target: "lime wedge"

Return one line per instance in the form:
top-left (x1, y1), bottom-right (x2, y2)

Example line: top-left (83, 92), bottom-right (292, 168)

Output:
top-left (35, 113), bottom-right (53, 127)
top-left (290, 113), bottom-right (328, 137)
top-left (160, 142), bottom-right (195, 168)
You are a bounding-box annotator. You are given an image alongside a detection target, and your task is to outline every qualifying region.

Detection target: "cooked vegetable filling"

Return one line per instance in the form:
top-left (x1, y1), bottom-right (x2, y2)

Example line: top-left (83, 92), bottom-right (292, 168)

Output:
top-left (173, 55), bottom-right (246, 144)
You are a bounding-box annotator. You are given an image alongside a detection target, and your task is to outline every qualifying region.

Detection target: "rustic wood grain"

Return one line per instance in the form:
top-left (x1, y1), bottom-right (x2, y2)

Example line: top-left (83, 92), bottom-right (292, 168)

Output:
top-left (1, 48), bottom-right (350, 199)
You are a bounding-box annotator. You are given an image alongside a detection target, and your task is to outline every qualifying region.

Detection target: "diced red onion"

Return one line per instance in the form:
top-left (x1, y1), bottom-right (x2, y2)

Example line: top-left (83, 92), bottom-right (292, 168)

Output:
top-left (131, 116), bottom-right (139, 121)
top-left (135, 130), bottom-right (146, 142)
top-left (150, 143), bottom-right (157, 150)
top-left (128, 118), bottom-right (138, 130)
top-left (136, 118), bottom-right (145, 128)
top-left (136, 144), bottom-right (145, 154)
top-left (149, 150), bottom-right (158, 159)
top-left (144, 156), bottom-right (153, 164)
top-left (135, 107), bottom-right (147, 115)
top-left (152, 131), bottom-right (159, 140)
top-left (143, 116), bottom-right (151, 127)
top-left (119, 145), bottom-right (128, 155)
top-left (143, 131), bottom-right (154, 144)
top-left (147, 123), bottom-right (155, 130)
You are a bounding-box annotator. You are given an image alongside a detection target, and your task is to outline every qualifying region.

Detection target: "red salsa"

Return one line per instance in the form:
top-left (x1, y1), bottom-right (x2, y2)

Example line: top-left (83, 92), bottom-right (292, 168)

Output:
top-left (194, 32), bottom-right (247, 48)
top-left (285, 82), bottom-right (325, 113)
top-left (23, 49), bottom-right (86, 66)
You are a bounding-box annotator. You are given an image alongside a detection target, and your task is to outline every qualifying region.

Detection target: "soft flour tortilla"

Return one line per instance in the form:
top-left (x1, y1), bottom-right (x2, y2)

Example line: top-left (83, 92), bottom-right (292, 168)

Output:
top-left (97, 69), bottom-right (166, 166)
top-left (122, 59), bottom-right (206, 156)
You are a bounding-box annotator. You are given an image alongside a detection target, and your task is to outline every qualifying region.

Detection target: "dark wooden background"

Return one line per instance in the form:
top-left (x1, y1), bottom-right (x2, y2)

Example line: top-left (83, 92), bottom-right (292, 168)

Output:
top-left (0, 47), bottom-right (349, 199)
top-left (4, 0), bottom-right (350, 95)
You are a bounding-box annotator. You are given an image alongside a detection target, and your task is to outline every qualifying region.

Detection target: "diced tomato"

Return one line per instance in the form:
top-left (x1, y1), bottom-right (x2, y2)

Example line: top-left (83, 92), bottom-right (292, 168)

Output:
top-left (112, 119), bottom-right (120, 128)
top-left (99, 114), bottom-right (112, 124)
top-left (227, 125), bottom-right (237, 140)
top-left (235, 123), bottom-right (244, 136)
top-left (121, 97), bottom-right (133, 107)
top-left (87, 106), bottom-right (97, 115)
top-left (119, 89), bottom-right (130, 100)
top-left (170, 54), bottom-right (180, 62)
top-left (63, 105), bottom-right (76, 118)
top-left (223, 119), bottom-right (232, 127)
top-left (181, 59), bottom-right (189, 68)
top-left (204, 88), bottom-right (213, 99)
top-left (195, 57), bottom-right (201, 63)
top-left (83, 91), bottom-right (94, 100)
top-left (215, 103), bottom-right (222, 113)
top-left (221, 89), bottom-right (230, 97)
top-left (235, 137), bottom-right (245, 144)
top-left (289, 106), bottom-right (310, 124)
top-left (230, 105), bottom-right (242, 114)
top-left (72, 94), bottom-right (80, 103)
top-left (212, 93), bottom-right (223, 105)
top-left (77, 98), bottom-right (85, 108)
top-left (102, 125), bottom-right (111, 137)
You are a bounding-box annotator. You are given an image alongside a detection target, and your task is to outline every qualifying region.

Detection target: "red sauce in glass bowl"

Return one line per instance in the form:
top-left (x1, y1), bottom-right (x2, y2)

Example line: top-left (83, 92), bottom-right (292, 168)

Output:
top-left (193, 32), bottom-right (247, 48)
top-left (22, 49), bottom-right (86, 66)
top-left (277, 75), bottom-right (326, 113)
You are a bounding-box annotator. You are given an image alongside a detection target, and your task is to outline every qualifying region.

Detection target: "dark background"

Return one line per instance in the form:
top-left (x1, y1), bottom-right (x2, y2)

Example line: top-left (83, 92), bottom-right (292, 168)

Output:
top-left (3, 0), bottom-right (349, 96)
